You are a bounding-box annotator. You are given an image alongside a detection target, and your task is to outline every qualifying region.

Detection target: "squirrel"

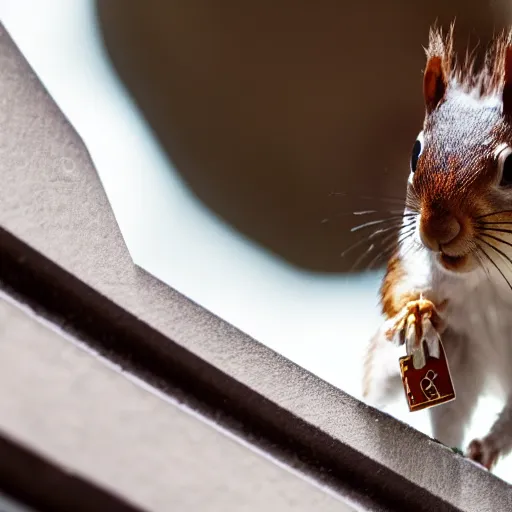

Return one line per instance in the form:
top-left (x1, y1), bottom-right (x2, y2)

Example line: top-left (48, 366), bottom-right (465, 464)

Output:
top-left (362, 24), bottom-right (512, 471)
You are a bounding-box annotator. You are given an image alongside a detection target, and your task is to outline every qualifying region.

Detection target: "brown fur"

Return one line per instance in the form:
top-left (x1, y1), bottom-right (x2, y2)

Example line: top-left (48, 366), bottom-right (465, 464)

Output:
top-left (380, 254), bottom-right (420, 319)
top-left (413, 161), bottom-right (489, 253)
top-left (424, 56), bottom-right (447, 113)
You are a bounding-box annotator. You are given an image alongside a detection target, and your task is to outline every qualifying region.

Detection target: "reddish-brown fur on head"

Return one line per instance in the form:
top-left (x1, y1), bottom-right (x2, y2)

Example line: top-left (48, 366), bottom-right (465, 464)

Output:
top-left (408, 24), bottom-right (512, 272)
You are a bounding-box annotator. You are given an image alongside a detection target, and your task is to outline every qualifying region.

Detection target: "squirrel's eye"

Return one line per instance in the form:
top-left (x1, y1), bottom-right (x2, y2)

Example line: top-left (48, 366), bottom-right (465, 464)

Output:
top-left (410, 131), bottom-right (424, 173)
top-left (497, 145), bottom-right (512, 187)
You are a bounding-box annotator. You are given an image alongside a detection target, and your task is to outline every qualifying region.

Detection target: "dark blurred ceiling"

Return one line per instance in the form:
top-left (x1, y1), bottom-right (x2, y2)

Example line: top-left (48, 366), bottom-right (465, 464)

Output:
top-left (96, 0), bottom-right (509, 273)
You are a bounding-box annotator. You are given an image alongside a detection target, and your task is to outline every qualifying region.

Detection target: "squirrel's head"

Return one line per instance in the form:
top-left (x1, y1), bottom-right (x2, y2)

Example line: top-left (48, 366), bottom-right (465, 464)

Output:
top-left (408, 25), bottom-right (512, 277)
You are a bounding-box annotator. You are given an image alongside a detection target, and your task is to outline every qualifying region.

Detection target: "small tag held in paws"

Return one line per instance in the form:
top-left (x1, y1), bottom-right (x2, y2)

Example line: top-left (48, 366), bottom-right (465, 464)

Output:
top-left (399, 334), bottom-right (456, 412)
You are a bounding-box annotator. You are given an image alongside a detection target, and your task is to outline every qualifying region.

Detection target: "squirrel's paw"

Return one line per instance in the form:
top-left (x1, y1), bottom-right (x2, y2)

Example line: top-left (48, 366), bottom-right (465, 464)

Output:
top-left (385, 298), bottom-right (445, 347)
top-left (467, 438), bottom-right (500, 471)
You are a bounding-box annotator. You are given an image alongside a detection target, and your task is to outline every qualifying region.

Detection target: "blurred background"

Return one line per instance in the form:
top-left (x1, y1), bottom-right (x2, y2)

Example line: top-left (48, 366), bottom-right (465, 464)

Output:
top-left (97, 0), bottom-right (510, 272)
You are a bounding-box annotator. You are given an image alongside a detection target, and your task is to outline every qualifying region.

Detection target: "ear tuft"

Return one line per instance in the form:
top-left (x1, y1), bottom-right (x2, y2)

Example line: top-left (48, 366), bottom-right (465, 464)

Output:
top-left (423, 26), bottom-right (453, 114)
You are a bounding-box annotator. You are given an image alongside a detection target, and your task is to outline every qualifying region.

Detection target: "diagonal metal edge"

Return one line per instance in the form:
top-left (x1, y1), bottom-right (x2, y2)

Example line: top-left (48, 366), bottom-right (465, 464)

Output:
top-left (0, 223), bottom-right (463, 512)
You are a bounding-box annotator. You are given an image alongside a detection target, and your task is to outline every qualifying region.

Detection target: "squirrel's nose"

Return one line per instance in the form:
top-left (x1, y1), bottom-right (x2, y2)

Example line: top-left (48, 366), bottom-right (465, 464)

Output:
top-left (419, 212), bottom-right (461, 252)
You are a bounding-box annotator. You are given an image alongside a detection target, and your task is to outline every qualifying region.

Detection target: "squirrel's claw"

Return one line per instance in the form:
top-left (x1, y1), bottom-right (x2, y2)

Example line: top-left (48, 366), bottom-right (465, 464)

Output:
top-left (385, 298), bottom-right (445, 349)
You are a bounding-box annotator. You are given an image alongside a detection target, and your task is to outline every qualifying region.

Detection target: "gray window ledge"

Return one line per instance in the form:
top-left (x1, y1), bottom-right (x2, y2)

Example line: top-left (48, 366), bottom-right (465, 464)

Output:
top-left (0, 278), bottom-right (358, 512)
top-left (0, 22), bottom-right (511, 512)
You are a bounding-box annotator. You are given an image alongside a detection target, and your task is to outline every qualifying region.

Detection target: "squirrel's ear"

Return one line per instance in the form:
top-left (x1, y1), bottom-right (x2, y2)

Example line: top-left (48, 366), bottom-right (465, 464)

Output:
top-left (423, 55), bottom-right (447, 114)
top-left (423, 26), bottom-right (452, 114)
top-left (502, 46), bottom-right (512, 118)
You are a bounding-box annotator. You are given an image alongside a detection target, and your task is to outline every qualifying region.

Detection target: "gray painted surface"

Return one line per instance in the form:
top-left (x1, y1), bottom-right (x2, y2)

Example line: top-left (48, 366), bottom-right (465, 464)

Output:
top-left (0, 294), bottom-right (356, 512)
